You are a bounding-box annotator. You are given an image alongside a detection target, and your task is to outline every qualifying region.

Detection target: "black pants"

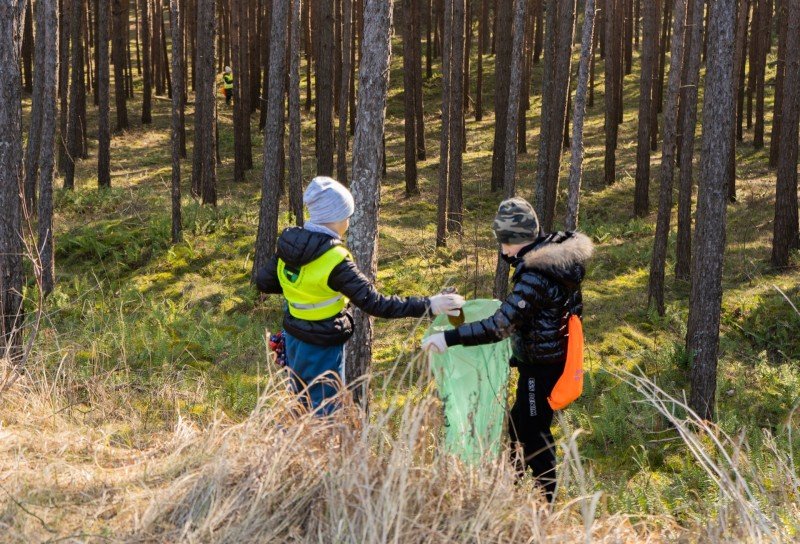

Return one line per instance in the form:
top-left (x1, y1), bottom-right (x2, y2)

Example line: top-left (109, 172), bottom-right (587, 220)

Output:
top-left (224, 88), bottom-right (232, 105)
top-left (509, 361), bottom-right (565, 502)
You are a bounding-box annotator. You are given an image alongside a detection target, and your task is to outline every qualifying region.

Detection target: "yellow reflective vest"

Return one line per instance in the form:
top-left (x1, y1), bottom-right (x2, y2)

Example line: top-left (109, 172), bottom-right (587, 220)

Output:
top-left (222, 73), bottom-right (233, 90)
top-left (277, 245), bottom-right (351, 321)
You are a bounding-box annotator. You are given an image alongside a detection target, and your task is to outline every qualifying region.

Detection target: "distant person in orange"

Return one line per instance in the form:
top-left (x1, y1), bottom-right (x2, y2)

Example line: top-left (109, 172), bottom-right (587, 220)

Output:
top-left (222, 66), bottom-right (233, 106)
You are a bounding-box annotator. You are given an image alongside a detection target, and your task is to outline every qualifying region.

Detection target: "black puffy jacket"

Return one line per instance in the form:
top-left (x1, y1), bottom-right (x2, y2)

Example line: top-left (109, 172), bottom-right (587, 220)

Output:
top-left (256, 227), bottom-right (429, 346)
top-left (444, 231), bottom-right (594, 366)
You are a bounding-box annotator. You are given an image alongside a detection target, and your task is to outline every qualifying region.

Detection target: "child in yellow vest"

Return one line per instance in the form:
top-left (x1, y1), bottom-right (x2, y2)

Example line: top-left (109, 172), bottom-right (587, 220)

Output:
top-left (257, 176), bottom-right (463, 414)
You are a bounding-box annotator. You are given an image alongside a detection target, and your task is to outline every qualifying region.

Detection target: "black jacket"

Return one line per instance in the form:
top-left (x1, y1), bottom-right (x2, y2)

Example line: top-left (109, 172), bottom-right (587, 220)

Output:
top-left (444, 231), bottom-right (594, 365)
top-left (256, 227), bottom-right (429, 346)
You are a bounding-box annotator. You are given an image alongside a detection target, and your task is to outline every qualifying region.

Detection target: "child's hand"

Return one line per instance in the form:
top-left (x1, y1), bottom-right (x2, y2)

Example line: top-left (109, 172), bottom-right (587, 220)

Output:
top-left (429, 293), bottom-right (465, 316)
top-left (422, 333), bottom-right (448, 354)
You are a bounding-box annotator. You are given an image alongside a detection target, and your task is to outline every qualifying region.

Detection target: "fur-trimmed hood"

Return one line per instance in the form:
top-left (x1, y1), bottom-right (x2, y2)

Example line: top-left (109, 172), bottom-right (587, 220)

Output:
top-left (516, 231), bottom-right (594, 288)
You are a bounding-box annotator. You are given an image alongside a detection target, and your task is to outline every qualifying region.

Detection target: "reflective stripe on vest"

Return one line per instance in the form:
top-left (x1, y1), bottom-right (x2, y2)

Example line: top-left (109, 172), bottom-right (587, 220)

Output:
top-left (277, 245), bottom-right (351, 321)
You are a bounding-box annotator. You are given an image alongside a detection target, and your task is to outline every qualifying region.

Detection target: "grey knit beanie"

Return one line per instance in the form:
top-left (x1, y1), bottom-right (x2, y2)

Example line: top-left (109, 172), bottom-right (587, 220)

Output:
top-left (492, 197), bottom-right (541, 244)
top-left (303, 176), bottom-right (355, 224)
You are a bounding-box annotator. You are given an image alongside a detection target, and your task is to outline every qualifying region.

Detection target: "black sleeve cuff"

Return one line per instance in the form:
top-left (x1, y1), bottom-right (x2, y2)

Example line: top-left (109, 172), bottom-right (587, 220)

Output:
top-left (444, 328), bottom-right (462, 347)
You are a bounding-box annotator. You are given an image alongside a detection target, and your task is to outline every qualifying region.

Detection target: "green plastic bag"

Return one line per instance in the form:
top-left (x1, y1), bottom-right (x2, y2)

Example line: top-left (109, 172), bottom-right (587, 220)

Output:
top-left (425, 299), bottom-right (511, 464)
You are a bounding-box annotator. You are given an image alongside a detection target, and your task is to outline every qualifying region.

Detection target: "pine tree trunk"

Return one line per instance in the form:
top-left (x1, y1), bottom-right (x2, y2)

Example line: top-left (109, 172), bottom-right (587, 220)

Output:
top-left (633, 0), bottom-right (658, 217)
top-left (64, 0), bottom-right (85, 189)
top-left (649, 0), bottom-right (664, 151)
top-left (0, 0), bottom-right (26, 364)
top-left (252, 0), bottom-right (289, 277)
top-left (770, 0), bottom-right (799, 268)
top-left (565, 0), bottom-right (596, 231)
top-left (98, 0), bottom-right (111, 187)
top-left (753, 0), bottom-right (771, 148)
top-left (345, 0), bottom-right (393, 405)
top-left (687, 0), bottom-right (736, 422)
top-left (24, 0), bottom-right (47, 212)
top-left (402, 0), bottom-right (418, 194)
top-left (648, 0), bottom-right (688, 315)
top-left (315, 0), bottom-right (335, 175)
top-left (169, 0), bottom-right (183, 243)
top-left (112, 0), bottom-right (129, 130)
top-left (493, 0), bottom-right (527, 298)
top-left (489, 0), bottom-right (512, 192)
top-left (476, 0), bottom-right (485, 120)
top-left (447, 0), bottom-right (465, 234)
top-left (38, 0), bottom-right (59, 296)
top-left (140, 0), bottom-right (151, 123)
top-left (726, 0), bottom-right (748, 201)
top-left (736, 0), bottom-right (748, 141)
top-left (231, 0), bottom-right (245, 182)
top-left (535, 0), bottom-right (577, 231)
top-left (288, 0), bottom-right (303, 224)
top-left (436, 0), bottom-right (453, 246)
top-left (337, 0), bottom-right (353, 184)
top-left (58, 0), bottom-right (70, 173)
top-left (674, 0), bottom-right (704, 281)
top-left (413, 0), bottom-right (426, 159)
top-left (192, 0), bottom-right (217, 205)
top-left (625, 0), bottom-right (633, 73)
top-left (768, 0), bottom-right (787, 168)
top-left (603, 0), bottom-right (619, 186)
top-left (746, 0), bottom-right (757, 129)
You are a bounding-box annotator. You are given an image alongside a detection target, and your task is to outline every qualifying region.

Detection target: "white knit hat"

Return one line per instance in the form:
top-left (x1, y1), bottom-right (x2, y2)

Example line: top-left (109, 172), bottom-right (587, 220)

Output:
top-left (303, 176), bottom-right (355, 224)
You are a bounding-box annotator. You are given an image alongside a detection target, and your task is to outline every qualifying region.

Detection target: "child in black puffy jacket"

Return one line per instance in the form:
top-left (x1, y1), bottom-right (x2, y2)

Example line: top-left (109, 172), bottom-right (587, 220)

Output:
top-left (423, 197), bottom-right (594, 502)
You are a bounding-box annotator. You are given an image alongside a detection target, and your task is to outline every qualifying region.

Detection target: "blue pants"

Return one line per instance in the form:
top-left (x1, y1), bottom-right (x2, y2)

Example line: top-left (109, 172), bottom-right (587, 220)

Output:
top-left (284, 332), bottom-right (346, 415)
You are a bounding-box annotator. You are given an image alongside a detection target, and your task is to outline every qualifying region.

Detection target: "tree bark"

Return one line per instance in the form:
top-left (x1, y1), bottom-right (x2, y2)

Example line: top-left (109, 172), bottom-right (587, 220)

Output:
top-left (674, 0), bottom-right (704, 281)
top-left (112, 0), bottom-right (128, 130)
top-left (534, 0), bottom-right (577, 231)
top-left (687, 0), bottom-right (736, 422)
top-left (37, 0), bottom-right (59, 296)
top-left (770, 0), bottom-right (799, 268)
top-left (345, 0), bottom-right (392, 405)
top-left (315, 0), bottom-right (335, 175)
top-left (633, 0), bottom-right (659, 217)
top-left (565, 0), bottom-right (596, 231)
top-left (0, 0), bottom-right (26, 364)
top-left (436, 0), bottom-right (453, 246)
top-left (23, 0), bottom-right (47, 212)
top-left (447, 0), bottom-right (465, 234)
top-left (140, 0), bottom-right (152, 122)
top-left (736, 0), bottom-right (748, 141)
top-left (476, 0), bottom-right (485, 120)
top-left (191, 0), bottom-right (217, 205)
top-left (753, 0), bottom-right (771, 148)
top-left (603, 0), bottom-right (620, 186)
top-left (289, 0), bottom-right (303, 224)
top-left (768, 0), bottom-right (787, 168)
top-left (231, 0), bottom-right (246, 182)
top-left (489, 0), bottom-right (512, 192)
top-left (402, 0), bottom-right (418, 194)
top-left (413, 0), bottom-right (426, 160)
top-left (22, 0), bottom-right (33, 92)
top-left (169, 0), bottom-right (183, 243)
top-left (98, 0), bottom-right (110, 187)
top-left (252, 0), bottom-right (289, 277)
top-left (648, 0), bottom-right (688, 315)
top-left (336, 0), bottom-right (353, 184)
top-left (493, 0), bottom-right (527, 298)
top-left (64, 0), bottom-right (85, 189)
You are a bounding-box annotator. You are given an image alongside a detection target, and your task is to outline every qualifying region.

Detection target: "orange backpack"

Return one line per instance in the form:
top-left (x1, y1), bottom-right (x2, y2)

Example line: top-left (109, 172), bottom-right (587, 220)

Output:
top-left (547, 314), bottom-right (584, 410)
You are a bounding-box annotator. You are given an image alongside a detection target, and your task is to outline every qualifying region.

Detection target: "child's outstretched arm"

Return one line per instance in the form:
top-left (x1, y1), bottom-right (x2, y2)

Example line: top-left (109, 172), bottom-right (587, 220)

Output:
top-left (328, 259), bottom-right (429, 318)
top-left (444, 272), bottom-right (549, 347)
top-left (255, 255), bottom-right (282, 294)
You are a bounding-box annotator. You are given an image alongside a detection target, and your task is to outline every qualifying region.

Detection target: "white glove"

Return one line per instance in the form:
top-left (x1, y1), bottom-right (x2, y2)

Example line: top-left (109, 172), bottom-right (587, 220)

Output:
top-left (429, 293), bottom-right (465, 316)
top-left (422, 332), bottom-right (448, 354)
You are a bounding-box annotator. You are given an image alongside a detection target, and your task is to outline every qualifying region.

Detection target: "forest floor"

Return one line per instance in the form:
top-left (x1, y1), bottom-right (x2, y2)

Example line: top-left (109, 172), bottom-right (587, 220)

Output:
top-left (1, 30), bottom-right (799, 543)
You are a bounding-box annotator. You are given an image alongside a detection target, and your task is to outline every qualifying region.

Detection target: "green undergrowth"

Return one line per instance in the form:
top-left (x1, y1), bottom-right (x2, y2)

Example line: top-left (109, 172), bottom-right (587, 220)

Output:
top-left (17, 21), bottom-right (800, 530)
